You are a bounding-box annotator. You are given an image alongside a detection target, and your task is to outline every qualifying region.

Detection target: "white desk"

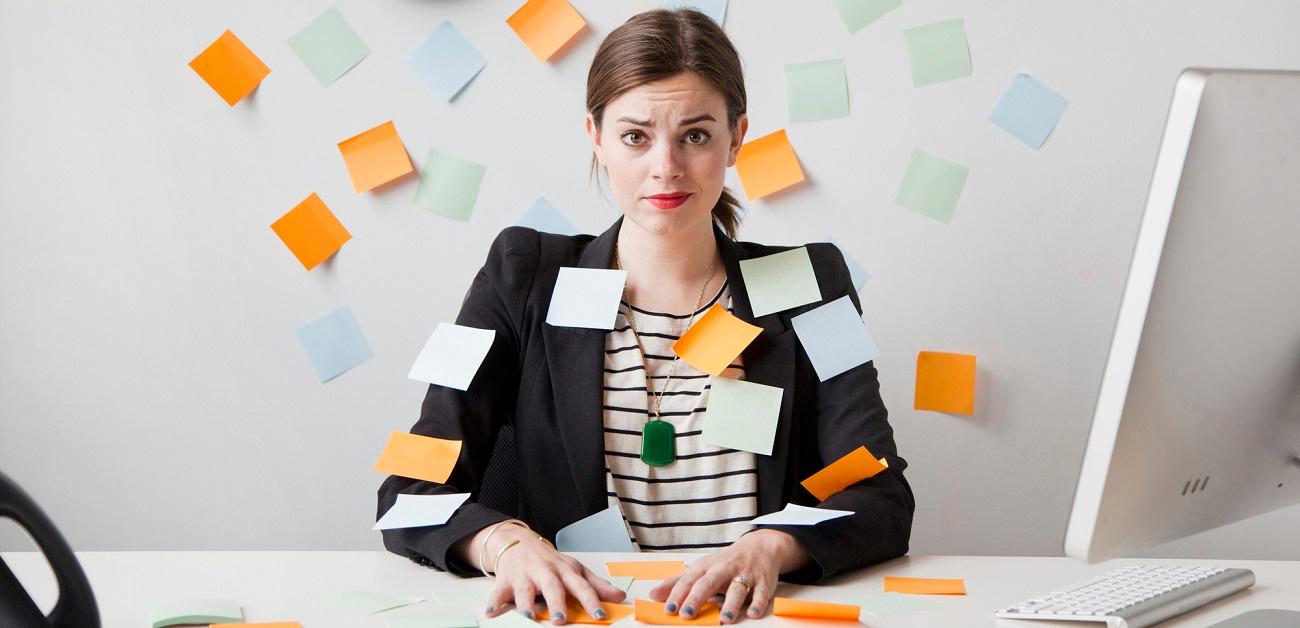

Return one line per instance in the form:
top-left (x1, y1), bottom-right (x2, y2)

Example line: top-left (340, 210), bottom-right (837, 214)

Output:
top-left (3, 552), bottom-right (1297, 627)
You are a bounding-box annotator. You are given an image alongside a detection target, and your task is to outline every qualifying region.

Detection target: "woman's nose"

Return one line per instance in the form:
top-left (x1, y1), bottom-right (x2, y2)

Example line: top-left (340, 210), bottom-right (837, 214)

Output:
top-left (650, 143), bottom-right (683, 180)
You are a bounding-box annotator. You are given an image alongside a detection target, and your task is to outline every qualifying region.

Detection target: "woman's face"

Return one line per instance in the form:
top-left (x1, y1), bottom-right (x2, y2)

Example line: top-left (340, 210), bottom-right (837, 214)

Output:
top-left (586, 72), bottom-right (747, 237)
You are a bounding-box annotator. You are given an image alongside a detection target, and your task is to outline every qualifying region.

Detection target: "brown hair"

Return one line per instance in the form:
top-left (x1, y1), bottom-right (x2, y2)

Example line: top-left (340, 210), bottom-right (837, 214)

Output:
top-left (586, 8), bottom-right (747, 239)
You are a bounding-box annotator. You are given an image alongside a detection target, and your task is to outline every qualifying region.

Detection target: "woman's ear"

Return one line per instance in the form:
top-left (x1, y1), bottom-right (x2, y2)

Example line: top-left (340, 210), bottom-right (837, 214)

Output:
top-left (726, 113), bottom-right (749, 167)
top-left (585, 112), bottom-right (604, 166)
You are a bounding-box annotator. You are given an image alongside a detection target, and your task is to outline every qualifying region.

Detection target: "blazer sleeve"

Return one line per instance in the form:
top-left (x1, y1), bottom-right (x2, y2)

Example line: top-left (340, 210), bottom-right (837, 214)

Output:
top-left (376, 227), bottom-right (539, 577)
top-left (756, 243), bottom-right (916, 584)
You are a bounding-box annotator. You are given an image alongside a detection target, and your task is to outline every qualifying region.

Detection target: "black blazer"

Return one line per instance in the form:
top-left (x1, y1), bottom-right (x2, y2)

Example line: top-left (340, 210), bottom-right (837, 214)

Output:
top-left (377, 217), bottom-right (914, 584)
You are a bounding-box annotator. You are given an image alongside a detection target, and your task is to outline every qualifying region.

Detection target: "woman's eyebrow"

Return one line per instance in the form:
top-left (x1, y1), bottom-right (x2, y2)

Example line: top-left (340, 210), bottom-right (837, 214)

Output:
top-left (615, 113), bottom-right (717, 127)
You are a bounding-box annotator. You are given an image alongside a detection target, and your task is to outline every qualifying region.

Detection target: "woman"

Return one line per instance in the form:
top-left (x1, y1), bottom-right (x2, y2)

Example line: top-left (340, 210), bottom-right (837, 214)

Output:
top-left (377, 8), bottom-right (913, 625)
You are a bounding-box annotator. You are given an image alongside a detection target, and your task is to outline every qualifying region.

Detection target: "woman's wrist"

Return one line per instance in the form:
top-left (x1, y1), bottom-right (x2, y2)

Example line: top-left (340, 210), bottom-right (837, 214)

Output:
top-left (740, 528), bottom-right (812, 574)
top-left (465, 519), bottom-right (530, 572)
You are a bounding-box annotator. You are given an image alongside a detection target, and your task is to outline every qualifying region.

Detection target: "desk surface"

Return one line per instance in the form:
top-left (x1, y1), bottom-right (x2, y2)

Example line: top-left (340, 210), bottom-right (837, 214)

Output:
top-left (3, 552), bottom-right (1297, 627)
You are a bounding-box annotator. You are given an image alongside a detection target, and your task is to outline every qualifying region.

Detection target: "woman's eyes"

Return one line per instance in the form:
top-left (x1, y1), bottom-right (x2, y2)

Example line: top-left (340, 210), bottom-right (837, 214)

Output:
top-left (619, 129), bottom-right (712, 146)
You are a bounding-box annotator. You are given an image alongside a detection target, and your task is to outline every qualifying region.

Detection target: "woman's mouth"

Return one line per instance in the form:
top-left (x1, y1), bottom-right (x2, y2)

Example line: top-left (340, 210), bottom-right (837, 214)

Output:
top-left (646, 192), bottom-right (691, 209)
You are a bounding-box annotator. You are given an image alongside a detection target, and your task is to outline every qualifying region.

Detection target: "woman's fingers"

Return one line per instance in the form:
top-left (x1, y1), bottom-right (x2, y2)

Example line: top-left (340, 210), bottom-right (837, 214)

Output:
top-left (561, 568), bottom-right (609, 621)
top-left (663, 568), bottom-right (701, 614)
top-left (747, 575), bottom-right (776, 619)
top-left (535, 570), bottom-right (570, 625)
top-left (582, 566), bottom-right (628, 603)
top-left (512, 580), bottom-right (539, 620)
top-left (719, 578), bottom-right (751, 624)
top-left (678, 570), bottom-right (727, 619)
top-left (648, 575), bottom-right (679, 602)
top-left (485, 582), bottom-right (515, 618)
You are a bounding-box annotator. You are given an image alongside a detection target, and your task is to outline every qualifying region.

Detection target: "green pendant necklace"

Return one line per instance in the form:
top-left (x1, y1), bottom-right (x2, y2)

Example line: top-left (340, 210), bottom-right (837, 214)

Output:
top-left (615, 245), bottom-right (716, 468)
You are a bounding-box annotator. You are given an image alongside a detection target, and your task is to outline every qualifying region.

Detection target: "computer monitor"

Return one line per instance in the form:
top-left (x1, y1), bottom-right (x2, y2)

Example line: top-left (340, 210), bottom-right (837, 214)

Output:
top-left (1064, 68), bottom-right (1300, 562)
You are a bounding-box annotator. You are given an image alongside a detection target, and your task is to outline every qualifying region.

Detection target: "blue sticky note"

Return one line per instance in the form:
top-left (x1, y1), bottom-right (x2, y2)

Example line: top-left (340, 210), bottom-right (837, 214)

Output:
top-left (988, 74), bottom-right (1069, 149)
top-left (826, 236), bottom-right (871, 292)
top-left (515, 197), bottom-right (581, 236)
top-left (295, 305), bottom-right (374, 383)
top-left (791, 295), bottom-right (880, 382)
top-left (407, 21), bottom-right (487, 103)
top-left (662, 0), bottom-right (728, 26)
top-left (556, 505), bottom-right (635, 553)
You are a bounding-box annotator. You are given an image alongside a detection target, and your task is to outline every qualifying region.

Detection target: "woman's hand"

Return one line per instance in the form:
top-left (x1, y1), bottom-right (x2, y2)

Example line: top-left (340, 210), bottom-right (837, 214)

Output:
top-left (482, 525), bottom-right (627, 624)
top-left (649, 529), bottom-right (811, 624)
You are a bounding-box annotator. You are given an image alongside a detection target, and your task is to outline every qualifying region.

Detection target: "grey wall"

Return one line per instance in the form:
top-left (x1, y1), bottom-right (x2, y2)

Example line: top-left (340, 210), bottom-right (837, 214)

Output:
top-left (2, 0), bottom-right (1298, 558)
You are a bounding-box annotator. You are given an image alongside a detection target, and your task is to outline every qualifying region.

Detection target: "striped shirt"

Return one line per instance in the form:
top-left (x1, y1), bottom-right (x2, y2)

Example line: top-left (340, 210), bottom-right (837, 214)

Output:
top-left (602, 281), bottom-right (758, 552)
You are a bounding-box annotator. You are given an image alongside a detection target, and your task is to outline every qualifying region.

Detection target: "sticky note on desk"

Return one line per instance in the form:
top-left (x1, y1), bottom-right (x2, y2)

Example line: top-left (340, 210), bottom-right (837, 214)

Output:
top-left (607, 560), bottom-right (685, 579)
top-left (556, 505), bottom-right (635, 553)
top-left (538, 600), bottom-right (636, 625)
top-left (801, 445), bottom-right (889, 501)
top-left (414, 147), bottom-right (486, 222)
top-left (834, 0), bottom-right (901, 32)
top-left (408, 21), bottom-right (487, 103)
top-left (673, 304), bottom-right (761, 376)
top-left (151, 598), bottom-right (242, 628)
top-left (506, 0), bottom-right (588, 62)
top-left (295, 305), bottom-right (374, 383)
top-left (634, 599), bottom-right (720, 625)
top-left (903, 18), bottom-right (972, 87)
top-left (702, 378), bottom-right (783, 456)
top-left (662, 0), bottom-right (728, 26)
top-left (408, 322), bottom-right (495, 390)
top-left (271, 193), bottom-right (351, 271)
top-left (883, 576), bottom-right (966, 595)
top-left (792, 295), bottom-right (880, 382)
top-left (914, 351), bottom-right (976, 414)
top-left (738, 247), bottom-right (822, 317)
top-left (773, 597), bottom-right (860, 620)
top-left (545, 267), bottom-right (627, 329)
top-left (288, 7), bottom-right (368, 87)
top-left (373, 493), bottom-right (470, 530)
top-left (786, 59), bottom-right (849, 123)
top-left (735, 129), bottom-right (805, 201)
top-left (188, 30), bottom-right (269, 106)
top-left (751, 503), bottom-right (852, 526)
top-left (312, 591), bottom-right (423, 615)
top-left (373, 432), bottom-right (462, 484)
top-left (895, 148), bottom-right (969, 223)
top-left (337, 121), bottom-right (415, 193)
top-left (989, 73), bottom-right (1069, 149)
top-left (516, 197), bottom-right (580, 236)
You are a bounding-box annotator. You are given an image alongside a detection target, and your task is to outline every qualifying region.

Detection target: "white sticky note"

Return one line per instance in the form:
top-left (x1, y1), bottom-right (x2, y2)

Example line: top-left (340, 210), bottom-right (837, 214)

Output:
top-left (556, 505), bottom-right (635, 553)
top-left (791, 295), bottom-right (880, 381)
top-left (702, 377), bottom-right (783, 456)
top-left (739, 248), bottom-right (823, 317)
top-left (545, 267), bottom-right (627, 329)
top-left (408, 322), bottom-right (495, 390)
top-left (373, 493), bottom-right (471, 530)
top-left (751, 503), bottom-right (853, 526)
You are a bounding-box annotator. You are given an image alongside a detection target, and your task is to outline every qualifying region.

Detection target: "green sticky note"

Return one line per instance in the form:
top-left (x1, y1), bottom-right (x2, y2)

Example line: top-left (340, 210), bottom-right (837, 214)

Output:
top-left (287, 7), bottom-right (370, 87)
top-left (895, 149), bottom-right (969, 223)
top-left (481, 612), bottom-right (539, 627)
top-left (786, 58), bottom-right (849, 123)
top-left (609, 576), bottom-right (635, 592)
top-left (903, 18), bottom-right (972, 87)
top-left (414, 148), bottom-right (487, 221)
top-left (389, 609), bottom-right (480, 627)
top-left (834, 0), bottom-right (901, 33)
top-left (314, 591), bottom-right (423, 615)
top-left (150, 598), bottom-right (242, 628)
top-left (738, 247), bottom-right (823, 317)
top-left (702, 377), bottom-right (784, 456)
top-left (859, 592), bottom-right (941, 617)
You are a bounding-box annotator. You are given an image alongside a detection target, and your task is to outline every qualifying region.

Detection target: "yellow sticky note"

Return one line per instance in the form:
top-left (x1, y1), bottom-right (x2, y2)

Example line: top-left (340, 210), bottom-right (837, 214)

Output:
top-left (800, 445), bottom-right (889, 501)
top-left (537, 601), bottom-right (635, 625)
top-left (772, 598), bottom-right (860, 621)
top-left (271, 193), bottom-right (351, 270)
top-left (914, 351), bottom-right (976, 415)
top-left (188, 30), bottom-right (271, 106)
top-left (735, 129), bottom-right (805, 200)
top-left (337, 121), bottom-right (415, 193)
top-left (634, 599), bottom-right (721, 625)
top-left (506, 0), bottom-right (588, 62)
top-left (372, 432), bottom-right (462, 484)
top-left (672, 304), bottom-right (762, 376)
top-left (607, 561), bottom-right (685, 579)
top-left (883, 576), bottom-right (966, 595)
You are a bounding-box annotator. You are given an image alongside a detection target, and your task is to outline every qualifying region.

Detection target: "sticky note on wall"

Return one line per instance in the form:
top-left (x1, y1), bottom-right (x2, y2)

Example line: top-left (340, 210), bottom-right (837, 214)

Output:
top-left (506, 0), bottom-right (588, 62)
top-left (287, 7), bottom-right (369, 87)
top-left (735, 129), bottom-right (806, 200)
top-left (902, 18), bottom-right (972, 87)
top-left (895, 149), bottom-right (969, 223)
top-left (914, 351), bottom-right (976, 414)
top-left (337, 121), bottom-right (415, 193)
top-left (271, 193), bottom-right (351, 270)
top-left (188, 30), bottom-right (270, 106)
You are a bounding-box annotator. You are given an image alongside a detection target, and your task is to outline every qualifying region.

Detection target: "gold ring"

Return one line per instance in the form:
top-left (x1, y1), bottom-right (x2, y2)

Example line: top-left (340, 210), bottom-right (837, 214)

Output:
top-left (731, 575), bottom-right (750, 591)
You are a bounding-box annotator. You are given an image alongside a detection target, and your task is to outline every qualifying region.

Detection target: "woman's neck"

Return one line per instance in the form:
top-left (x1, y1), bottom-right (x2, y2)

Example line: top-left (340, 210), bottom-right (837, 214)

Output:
top-left (615, 219), bottom-right (724, 313)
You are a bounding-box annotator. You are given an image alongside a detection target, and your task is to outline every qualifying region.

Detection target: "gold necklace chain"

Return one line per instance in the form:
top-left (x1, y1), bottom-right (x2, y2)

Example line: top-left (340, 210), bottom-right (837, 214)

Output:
top-left (614, 245), bottom-right (717, 423)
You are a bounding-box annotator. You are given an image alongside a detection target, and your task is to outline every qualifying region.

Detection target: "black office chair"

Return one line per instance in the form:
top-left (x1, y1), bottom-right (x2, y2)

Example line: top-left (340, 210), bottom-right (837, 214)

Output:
top-left (0, 470), bottom-right (99, 628)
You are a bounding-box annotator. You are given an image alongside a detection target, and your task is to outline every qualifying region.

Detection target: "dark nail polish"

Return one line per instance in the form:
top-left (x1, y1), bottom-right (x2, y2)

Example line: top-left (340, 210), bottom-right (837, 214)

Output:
top-left (594, 608), bottom-right (607, 619)
top-left (556, 611), bottom-right (566, 621)
top-left (683, 606), bottom-right (695, 617)
top-left (666, 603), bottom-right (678, 613)
top-left (722, 610), bottom-right (734, 620)
top-left (521, 609), bottom-right (534, 619)
top-left (486, 604), bottom-right (494, 613)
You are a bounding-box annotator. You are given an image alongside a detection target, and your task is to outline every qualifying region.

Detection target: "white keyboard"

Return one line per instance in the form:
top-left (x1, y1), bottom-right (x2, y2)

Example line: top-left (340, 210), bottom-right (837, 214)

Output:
top-left (995, 565), bottom-right (1255, 628)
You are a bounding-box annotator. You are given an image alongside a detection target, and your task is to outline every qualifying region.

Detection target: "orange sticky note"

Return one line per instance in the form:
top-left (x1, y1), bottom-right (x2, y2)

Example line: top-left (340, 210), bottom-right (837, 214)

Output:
top-left (883, 576), bottom-right (966, 595)
top-left (211, 623), bottom-right (301, 628)
top-left (506, 0), bottom-right (588, 62)
top-left (337, 121), bottom-right (415, 193)
top-left (372, 432), bottom-right (462, 484)
top-left (914, 351), bottom-right (976, 415)
top-left (772, 598), bottom-right (860, 621)
top-left (634, 599), bottom-right (721, 625)
top-left (607, 561), bottom-right (686, 579)
top-left (672, 304), bottom-right (762, 376)
top-left (537, 601), bottom-right (635, 625)
top-left (188, 30), bottom-right (270, 106)
top-left (271, 193), bottom-right (351, 270)
top-left (800, 445), bottom-right (889, 501)
top-left (735, 129), bottom-right (806, 200)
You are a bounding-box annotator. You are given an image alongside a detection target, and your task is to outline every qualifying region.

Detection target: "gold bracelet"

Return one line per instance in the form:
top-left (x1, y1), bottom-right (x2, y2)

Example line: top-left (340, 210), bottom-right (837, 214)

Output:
top-left (491, 538), bottom-right (522, 575)
top-left (478, 520), bottom-right (531, 579)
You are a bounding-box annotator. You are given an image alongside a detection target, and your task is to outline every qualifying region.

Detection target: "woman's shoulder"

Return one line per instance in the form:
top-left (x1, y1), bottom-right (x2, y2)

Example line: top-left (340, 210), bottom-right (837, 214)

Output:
top-left (484, 226), bottom-right (597, 268)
